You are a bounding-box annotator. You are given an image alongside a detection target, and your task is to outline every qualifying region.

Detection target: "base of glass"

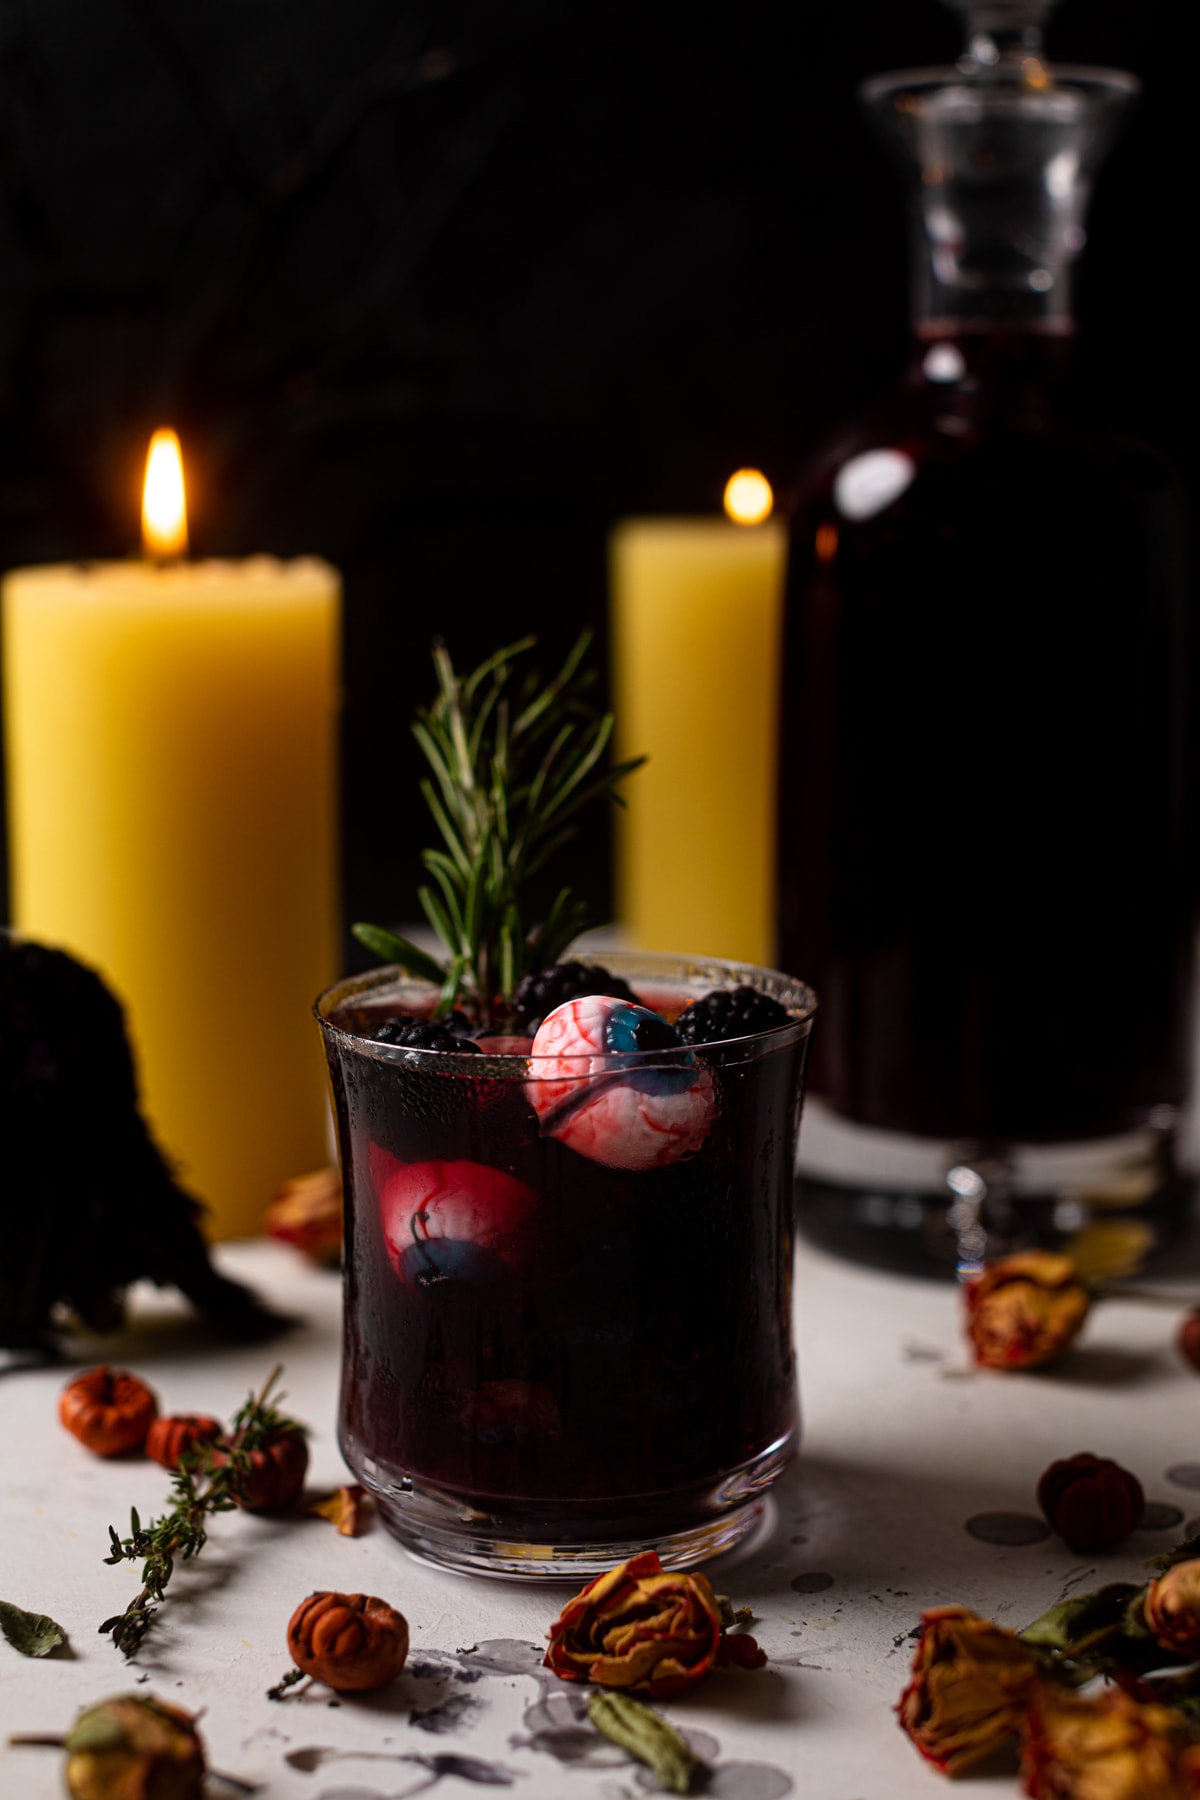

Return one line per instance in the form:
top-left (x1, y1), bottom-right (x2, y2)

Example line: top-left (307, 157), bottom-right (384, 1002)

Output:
top-left (348, 1430), bottom-right (795, 1580)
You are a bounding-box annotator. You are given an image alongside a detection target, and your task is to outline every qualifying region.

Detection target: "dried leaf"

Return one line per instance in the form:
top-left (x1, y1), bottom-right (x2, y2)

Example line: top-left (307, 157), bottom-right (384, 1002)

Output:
top-left (307, 1485), bottom-right (371, 1537)
top-left (587, 1690), bottom-right (704, 1794)
top-left (0, 1599), bottom-right (67, 1657)
top-left (1067, 1220), bottom-right (1155, 1287)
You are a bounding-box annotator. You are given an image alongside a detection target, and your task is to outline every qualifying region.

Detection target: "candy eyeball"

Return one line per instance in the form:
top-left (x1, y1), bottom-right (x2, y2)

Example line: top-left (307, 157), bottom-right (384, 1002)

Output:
top-left (526, 995), bottom-right (714, 1170)
top-left (370, 1145), bottom-right (538, 1280)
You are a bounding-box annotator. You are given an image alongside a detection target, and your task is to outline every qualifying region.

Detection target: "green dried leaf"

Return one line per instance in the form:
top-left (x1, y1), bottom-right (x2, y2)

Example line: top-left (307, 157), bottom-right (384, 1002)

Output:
top-left (0, 1598), bottom-right (67, 1657)
top-left (587, 1690), bottom-right (704, 1795)
top-left (1155, 1534), bottom-right (1200, 1574)
top-left (65, 1711), bottom-right (128, 1753)
top-left (1021, 1583), bottom-right (1143, 1656)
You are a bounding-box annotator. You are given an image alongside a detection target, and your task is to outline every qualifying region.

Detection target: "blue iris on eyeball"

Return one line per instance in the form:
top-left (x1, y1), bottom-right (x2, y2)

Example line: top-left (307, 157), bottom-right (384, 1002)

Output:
top-left (603, 1001), bottom-right (694, 1095)
top-left (398, 1238), bottom-right (503, 1288)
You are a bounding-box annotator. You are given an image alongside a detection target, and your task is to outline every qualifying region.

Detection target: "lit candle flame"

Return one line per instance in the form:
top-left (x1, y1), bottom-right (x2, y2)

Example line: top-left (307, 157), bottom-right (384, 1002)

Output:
top-left (142, 428), bottom-right (189, 559)
top-left (723, 468), bottom-right (773, 526)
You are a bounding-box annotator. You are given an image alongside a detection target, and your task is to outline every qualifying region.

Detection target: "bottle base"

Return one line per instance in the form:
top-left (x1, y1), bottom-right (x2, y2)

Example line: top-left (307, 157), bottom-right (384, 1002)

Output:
top-left (797, 1171), bottom-right (1196, 1279)
top-left (346, 1430), bottom-right (795, 1580)
top-left (795, 1097), bottom-right (1195, 1276)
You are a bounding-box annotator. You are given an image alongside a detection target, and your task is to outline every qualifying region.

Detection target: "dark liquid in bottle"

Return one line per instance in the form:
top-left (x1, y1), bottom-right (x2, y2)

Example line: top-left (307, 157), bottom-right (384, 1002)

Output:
top-left (327, 989), bottom-right (805, 1544)
top-left (777, 337), bottom-right (1194, 1255)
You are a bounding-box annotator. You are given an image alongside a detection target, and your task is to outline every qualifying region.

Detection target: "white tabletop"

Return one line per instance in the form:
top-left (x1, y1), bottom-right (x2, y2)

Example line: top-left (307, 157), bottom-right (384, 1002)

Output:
top-left (1, 1233), bottom-right (1196, 1800)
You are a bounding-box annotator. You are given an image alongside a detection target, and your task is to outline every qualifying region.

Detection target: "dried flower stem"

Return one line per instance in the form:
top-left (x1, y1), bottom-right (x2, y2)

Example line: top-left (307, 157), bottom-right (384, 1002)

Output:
top-left (265, 1667), bottom-right (309, 1702)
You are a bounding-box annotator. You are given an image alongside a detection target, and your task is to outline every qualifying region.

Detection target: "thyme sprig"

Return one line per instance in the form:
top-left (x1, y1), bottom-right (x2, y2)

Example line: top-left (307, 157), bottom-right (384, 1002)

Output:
top-left (352, 632), bottom-right (645, 1027)
top-left (99, 1365), bottom-right (301, 1659)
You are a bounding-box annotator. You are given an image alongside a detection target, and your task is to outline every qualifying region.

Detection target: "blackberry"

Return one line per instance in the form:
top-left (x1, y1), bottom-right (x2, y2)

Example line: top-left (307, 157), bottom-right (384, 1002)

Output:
top-left (674, 985), bottom-right (790, 1046)
top-left (512, 961), bottom-right (638, 1034)
top-left (372, 1016), bottom-right (481, 1055)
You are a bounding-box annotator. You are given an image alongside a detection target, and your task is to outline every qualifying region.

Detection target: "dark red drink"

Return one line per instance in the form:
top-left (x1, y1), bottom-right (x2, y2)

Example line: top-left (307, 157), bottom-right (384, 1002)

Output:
top-left (317, 952), bottom-right (815, 1577)
top-left (777, 333), bottom-right (1195, 1271)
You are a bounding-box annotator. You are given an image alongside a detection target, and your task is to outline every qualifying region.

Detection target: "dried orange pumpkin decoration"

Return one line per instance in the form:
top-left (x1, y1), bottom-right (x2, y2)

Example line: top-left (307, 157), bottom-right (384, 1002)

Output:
top-left (145, 1413), bottom-right (224, 1472)
top-left (212, 1427), bottom-right (309, 1510)
top-left (286, 1591), bottom-right (409, 1692)
top-left (59, 1366), bottom-right (158, 1457)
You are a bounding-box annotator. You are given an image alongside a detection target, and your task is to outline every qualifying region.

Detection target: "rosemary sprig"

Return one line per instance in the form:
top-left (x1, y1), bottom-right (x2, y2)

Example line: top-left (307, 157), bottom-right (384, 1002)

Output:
top-left (99, 1366), bottom-right (301, 1659)
top-left (352, 632), bottom-right (645, 1027)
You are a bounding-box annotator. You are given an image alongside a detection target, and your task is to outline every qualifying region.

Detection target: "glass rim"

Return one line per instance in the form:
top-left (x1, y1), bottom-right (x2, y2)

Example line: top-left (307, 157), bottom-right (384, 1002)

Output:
top-left (314, 948), bottom-right (817, 1076)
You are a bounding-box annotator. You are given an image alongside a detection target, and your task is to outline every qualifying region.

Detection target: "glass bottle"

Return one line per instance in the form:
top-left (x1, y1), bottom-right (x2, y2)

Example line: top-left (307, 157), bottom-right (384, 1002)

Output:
top-left (776, 0), bottom-right (1195, 1274)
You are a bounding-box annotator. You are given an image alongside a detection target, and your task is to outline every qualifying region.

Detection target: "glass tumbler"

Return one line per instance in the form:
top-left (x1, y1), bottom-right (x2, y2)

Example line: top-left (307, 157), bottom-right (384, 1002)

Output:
top-left (316, 951), bottom-right (816, 1577)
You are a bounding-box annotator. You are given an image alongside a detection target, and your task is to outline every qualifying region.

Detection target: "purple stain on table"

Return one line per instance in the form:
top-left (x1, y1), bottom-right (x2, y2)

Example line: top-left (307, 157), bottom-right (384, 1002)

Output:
top-left (409, 1688), bottom-right (484, 1735)
top-left (790, 1571), bottom-right (835, 1594)
top-left (399, 1753), bottom-right (519, 1787)
top-left (1139, 1501), bottom-right (1185, 1531)
top-left (702, 1768), bottom-right (794, 1800)
top-left (1166, 1464), bottom-right (1200, 1491)
top-left (309, 1752), bottom-right (519, 1795)
top-left (408, 1654), bottom-right (484, 1685)
top-left (512, 1686), bottom-right (628, 1769)
top-left (457, 1639), bottom-right (545, 1676)
top-left (965, 1512), bottom-right (1051, 1546)
top-left (635, 1763), bottom-right (793, 1798)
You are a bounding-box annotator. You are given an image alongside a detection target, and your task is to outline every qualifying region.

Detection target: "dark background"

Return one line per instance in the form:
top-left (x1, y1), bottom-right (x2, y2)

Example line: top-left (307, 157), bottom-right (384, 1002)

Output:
top-left (0, 0), bottom-right (1191, 957)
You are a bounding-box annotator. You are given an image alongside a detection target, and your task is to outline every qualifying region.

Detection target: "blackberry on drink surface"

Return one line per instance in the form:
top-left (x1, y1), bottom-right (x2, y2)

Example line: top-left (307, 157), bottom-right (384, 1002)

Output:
top-left (372, 1016), bottom-right (480, 1055)
top-left (512, 961), bottom-right (637, 1034)
top-left (674, 985), bottom-right (790, 1046)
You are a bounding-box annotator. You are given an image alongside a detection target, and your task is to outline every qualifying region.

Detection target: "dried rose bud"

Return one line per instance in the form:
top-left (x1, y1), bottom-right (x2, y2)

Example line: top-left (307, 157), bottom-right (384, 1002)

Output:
top-left (1144, 1558), bottom-right (1200, 1657)
top-left (896, 1605), bottom-right (1040, 1777)
top-left (286, 1591), bottom-right (409, 1692)
top-left (1021, 1684), bottom-right (1193, 1800)
top-left (1037, 1452), bottom-right (1144, 1553)
top-left (58, 1367), bottom-right (158, 1457)
top-left (145, 1413), bottom-right (224, 1472)
top-left (212, 1427), bottom-right (309, 1510)
top-left (1178, 1309), bottom-right (1200, 1375)
top-left (544, 1551), bottom-right (766, 1699)
top-left (265, 1167), bottom-right (343, 1266)
top-left (964, 1252), bottom-right (1091, 1371)
top-left (64, 1694), bottom-right (205, 1800)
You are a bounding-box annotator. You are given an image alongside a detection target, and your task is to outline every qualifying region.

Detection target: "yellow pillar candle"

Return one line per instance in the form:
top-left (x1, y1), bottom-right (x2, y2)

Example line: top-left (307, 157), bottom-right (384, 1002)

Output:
top-left (611, 472), bottom-right (786, 967)
top-left (2, 435), bottom-right (340, 1240)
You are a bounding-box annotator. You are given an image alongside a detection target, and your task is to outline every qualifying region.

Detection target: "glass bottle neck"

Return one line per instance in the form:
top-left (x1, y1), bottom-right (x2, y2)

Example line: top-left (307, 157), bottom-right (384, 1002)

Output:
top-left (863, 63), bottom-right (1136, 337)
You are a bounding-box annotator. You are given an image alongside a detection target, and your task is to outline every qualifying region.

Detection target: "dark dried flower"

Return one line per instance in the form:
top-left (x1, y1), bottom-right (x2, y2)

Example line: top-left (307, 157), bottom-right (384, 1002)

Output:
top-left (896, 1605), bottom-right (1040, 1776)
top-left (286, 1591), bottom-right (409, 1691)
top-left (965, 1252), bottom-right (1091, 1371)
top-left (544, 1551), bottom-right (765, 1699)
top-left (211, 1427), bottom-right (308, 1511)
top-left (1037, 1453), bottom-right (1145, 1554)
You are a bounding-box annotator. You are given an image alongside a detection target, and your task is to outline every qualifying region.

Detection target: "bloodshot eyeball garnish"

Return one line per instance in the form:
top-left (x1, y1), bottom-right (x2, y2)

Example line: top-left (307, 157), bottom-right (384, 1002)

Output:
top-left (526, 996), bottom-right (714, 1171)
